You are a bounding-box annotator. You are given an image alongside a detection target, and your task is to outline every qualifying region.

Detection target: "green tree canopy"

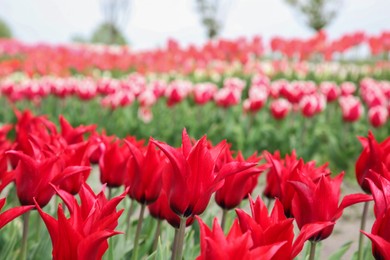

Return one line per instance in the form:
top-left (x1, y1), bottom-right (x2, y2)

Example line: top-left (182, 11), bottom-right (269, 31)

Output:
top-left (195, 0), bottom-right (231, 40)
top-left (285, 0), bottom-right (341, 32)
top-left (91, 22), bottom-right (127, 45)
top-left (0, 18), bottom-right (12, 38)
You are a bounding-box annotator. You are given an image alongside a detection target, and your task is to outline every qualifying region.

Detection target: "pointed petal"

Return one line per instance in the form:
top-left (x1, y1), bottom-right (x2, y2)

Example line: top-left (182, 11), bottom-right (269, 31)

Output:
top-left (0, 204), bottom-right (34, 230)
top-left (291, 222), bottom-right (334, 258)
top-left (78, 230), bottom-right (122, 260)
top-left (362, 231), bottom-right (390, 260)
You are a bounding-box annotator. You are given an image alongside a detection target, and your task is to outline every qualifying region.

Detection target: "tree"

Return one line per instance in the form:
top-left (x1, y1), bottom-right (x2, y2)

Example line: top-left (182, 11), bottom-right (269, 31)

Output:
top-left (0, 18), bottom-right (12, 38)
top-left (98, 0), bottom-right (131, 44)
top-left (91, 22), bottom-right (127, 45)
top-left (285, 0), bottom-right (341, 32)
top-left (195, 0), bottom-right (232, 40)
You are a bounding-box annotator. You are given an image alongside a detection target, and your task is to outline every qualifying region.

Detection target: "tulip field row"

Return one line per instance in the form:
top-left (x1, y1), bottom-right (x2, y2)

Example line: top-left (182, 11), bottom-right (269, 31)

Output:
top-left (0, 31), bottom-right (389, 76)
top-left (0, 110), bottom-right (389, 259)
top-left (1, 72), bottom-right (390, 177)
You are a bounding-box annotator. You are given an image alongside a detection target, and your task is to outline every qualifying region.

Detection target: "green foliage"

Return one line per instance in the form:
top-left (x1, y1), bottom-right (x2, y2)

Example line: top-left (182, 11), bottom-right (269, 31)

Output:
top-left (195, 0), bottom-right (230, 39)
top-left (91, 22), bottom-right (127, 45)
top-left (0, 18), bottom-right (12, 38)
top-left (285, 0), bottom-right (341, 31)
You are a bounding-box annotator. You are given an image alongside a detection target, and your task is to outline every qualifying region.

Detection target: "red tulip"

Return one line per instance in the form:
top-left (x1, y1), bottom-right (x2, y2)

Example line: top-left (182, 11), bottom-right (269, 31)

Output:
top-left (59, 115), bottom-right (96, 145)
top-left (193, 83), bottom-right (218, 105)
top-left (235, 196), bottom-right (333, 260)
top-left (368, 106), bottom-right (388, 128)
top-left (263, 150), bottom-right (328, 216)
top-left (0, 124), bottom-right (13, 192)
top-left (35, 183), bottom-right (125, 260)
top-left (87, 131), bottom-right (114, 164)
top-left (152, 129), bottom-right (256, 217)
top-left (270, 99), bottom-right (291, 120)
top-left (366, 173), bottom-right (390, 218)
top-left (290, 173), bottom-right (372, 241)
top-left (339, 95), bottom-right (363, 122)
top-left (363, 175), bottom-right (390, 260)
top-left (215, 151), bottom-right (267, 210)
top-left (125, 139), bottom-right (164, 204)
top-left (148, 166), bottom-right (194, 228)
top-left (58, 141), bottom-right (92, 195)
top-left (0, 198), bottom-right (34, 230)
top-left (197, 217), bottom-right (286, 260)
top-left (99, 138), bottom-right (130, 188)
top-left (355, 131), bottom-right (390, 193)
top-left (320, 82), bottom-right (339, 102)
top-left (6, 149), bottom-right (90, 207)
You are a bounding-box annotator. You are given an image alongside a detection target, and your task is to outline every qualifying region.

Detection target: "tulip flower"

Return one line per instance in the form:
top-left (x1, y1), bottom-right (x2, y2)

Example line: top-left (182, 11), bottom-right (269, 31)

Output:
top-left (196, 217), bottom-right (286, 260)
top-left (0, 198), bottom-right (34, 230)
top-left (366, 173), bottom-right (390, 218)
top-left (320, 82), bottom-right (339, 102)
top-left (193, 83), bottom-right (218, 105)
top-left (340, 82), bottom-right (356, 96)
top-left (290, 173), bottom-right (372, 241)
top-left (152, 129), bottom-right (256, 260)
top-left (339, 95), bottom-right (363, 122)
top-left (59, 115), bottom-right (96, 145)
top-left (87, 131), bottom-right (114, 164)
top-left (355, 131), bottom-right (390, 193)
top-left (270, 99), bottom-right (292, 120)
top-left (355, 131), bottom-right (390, 260)
top-left (125, 139), bottom-right (163, 204)
top-left (148, 164), bottom-right (195, 228)
top-left (263, 150), bottom-right (329, 217)
top-left (59, 141), bottom-right (92, 195)
top-left (242, 85), bottom-right (268, 113)
top-left (235, 196), bottom-right (333, 260)
top-left (165, 80), bottom-right (192, 106)
top-left (125, 139), bottom-right (165, 260)
top-left (6, 149), bottom-right (90, 207)
top-left (99, 138), bottom-right (130, 189)
top-left (368, 106), bottom-right (388, 128)
top-left (152, 129), bottom-right (256, 218)
top-left (362, 175), bottom-right (390, 260)
top-left (215, 151), bottom-right (267, 229)
top-left (35, 183), bottom-right (125, 260)
top-left (0, 124), bottom-right (13, 191)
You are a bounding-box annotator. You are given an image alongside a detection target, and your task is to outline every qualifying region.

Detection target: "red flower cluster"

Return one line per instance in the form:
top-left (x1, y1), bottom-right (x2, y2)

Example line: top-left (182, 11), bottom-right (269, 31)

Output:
top-left (35, 184), bottom-right (125, 260)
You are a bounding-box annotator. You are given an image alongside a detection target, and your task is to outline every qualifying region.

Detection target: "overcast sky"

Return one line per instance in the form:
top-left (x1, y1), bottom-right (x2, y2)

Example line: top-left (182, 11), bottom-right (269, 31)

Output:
top-left (0, 0), bottom-right (389, 50)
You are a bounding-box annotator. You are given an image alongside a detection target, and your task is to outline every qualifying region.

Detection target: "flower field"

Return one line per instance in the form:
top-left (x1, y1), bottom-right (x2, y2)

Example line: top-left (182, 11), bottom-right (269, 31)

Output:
top-left (1, 30), bottom-right (390, 259)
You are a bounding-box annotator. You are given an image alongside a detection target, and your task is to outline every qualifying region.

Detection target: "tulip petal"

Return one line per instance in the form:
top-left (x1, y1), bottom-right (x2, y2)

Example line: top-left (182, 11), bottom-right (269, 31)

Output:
top-left (291, 221), bottom-right (334, 258)
top-left (0, 202), bottom-right (34, 230)
top-left (78, 230), bottom-right (123, 260)
top-left (362, 231), bottom-right (390, 260)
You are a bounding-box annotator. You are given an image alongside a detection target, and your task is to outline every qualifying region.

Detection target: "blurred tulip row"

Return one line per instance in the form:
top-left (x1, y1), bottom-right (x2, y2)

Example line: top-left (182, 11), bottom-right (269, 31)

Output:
top-left (0, 30), bottom-right (389, 77)
top-left (2, 74), bottom-right (390, 128)
top-left (1, 110), bottom-right (390, 259)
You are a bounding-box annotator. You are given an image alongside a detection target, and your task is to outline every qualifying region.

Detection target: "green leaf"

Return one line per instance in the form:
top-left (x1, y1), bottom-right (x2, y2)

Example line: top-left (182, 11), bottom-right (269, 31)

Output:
top-left (155, 237), bottom-right (170, 260)
top-left (328, 241), bottom-right (352, 260)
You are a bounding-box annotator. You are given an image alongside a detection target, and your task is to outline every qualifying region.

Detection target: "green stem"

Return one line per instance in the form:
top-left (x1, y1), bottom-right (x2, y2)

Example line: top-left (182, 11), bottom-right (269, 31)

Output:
top-left (108, 188), bottom-right (113, 200)
top-left (35, 213), bottom-right (41, 241)
top-left (221, 209), bottom-right (228, 232)
top-left (152, 219), bottom-right (162, 253)
top-left (171, 228), bottom-right (179, 259)
top-left (309, 241), bottom-right (317, 260)
top-left (172, 216), bottom-right (187, 260)
top-left (20, 211), bottom-right (30, 260)
top-left (358, 201), bottom-right (370, 260)
top-left (132, 203), bottom-right (146, 260)
top-left (126, 199), bottom-right (135, 240)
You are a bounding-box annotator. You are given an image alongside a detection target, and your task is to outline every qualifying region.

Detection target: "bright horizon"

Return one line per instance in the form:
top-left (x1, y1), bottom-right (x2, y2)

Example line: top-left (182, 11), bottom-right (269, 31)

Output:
top-left (0, 0), bottom-right (389, 50)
